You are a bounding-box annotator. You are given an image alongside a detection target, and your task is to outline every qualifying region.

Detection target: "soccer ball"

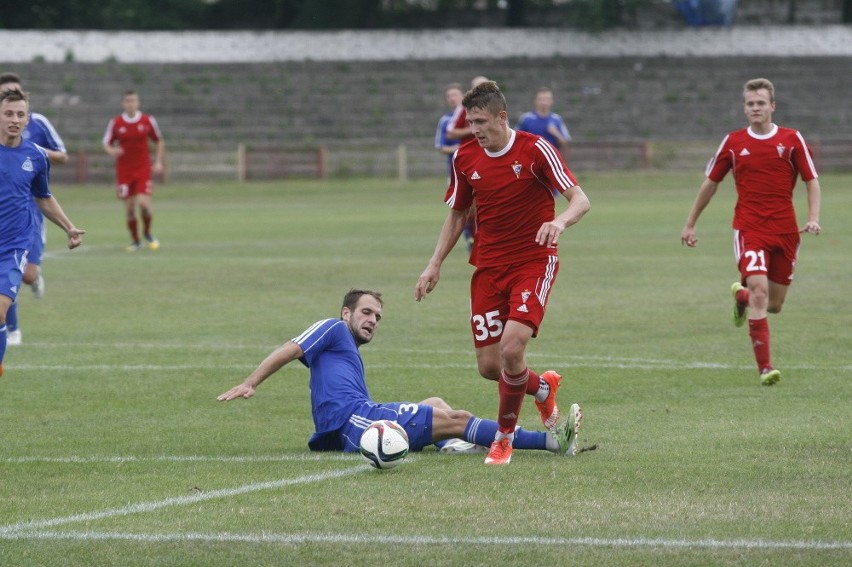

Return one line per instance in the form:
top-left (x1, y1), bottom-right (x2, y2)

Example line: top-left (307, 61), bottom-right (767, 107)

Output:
top-left (359, 420), bottom-right (409, 470)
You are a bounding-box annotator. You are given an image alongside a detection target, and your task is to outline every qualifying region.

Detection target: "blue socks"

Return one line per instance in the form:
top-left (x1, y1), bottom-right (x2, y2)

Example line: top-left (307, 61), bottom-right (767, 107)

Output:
top-left (464, 416), bottom-right (548, 450)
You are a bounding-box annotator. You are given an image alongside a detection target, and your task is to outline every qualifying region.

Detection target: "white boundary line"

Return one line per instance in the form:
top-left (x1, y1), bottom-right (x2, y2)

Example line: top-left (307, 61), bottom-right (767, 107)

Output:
top-left (0, 460), bottom-right (848, 552)
top-left (0, 454), bottom-right (362, 464)
top-left (0, 466), bottom-right (365, 536)
top-left (3, 529), bottom-right (850, 551)
top-left (7, 360), bottom-right (852, 373)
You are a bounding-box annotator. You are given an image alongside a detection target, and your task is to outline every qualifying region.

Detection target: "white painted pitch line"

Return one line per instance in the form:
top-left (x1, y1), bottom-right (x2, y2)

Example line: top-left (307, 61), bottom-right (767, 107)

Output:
top-left (10, 361), bottom-right (852, 372)
top-left (1, 454), bottom-right (362, 464)
top-left (2, 530), bottom-right (850, 551)
top-left (0, 466), bottom-right (366, 536)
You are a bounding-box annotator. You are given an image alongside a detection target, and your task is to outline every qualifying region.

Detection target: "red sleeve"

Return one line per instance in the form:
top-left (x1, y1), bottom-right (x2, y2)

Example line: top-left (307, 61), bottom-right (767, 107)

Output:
top-left (706, 134), bottom-right (733, 182)
top-left (792, 131), bottom-right (818, 181)
top-left (444, 159), bottom-right (473, 211)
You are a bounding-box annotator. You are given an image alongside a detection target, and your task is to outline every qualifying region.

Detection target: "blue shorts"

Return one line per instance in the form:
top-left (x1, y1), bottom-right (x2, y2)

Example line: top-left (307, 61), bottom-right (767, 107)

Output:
top-left (0, 249), bottom-right (28, 300)
top-left (314, 401), bottom-right (434, 453)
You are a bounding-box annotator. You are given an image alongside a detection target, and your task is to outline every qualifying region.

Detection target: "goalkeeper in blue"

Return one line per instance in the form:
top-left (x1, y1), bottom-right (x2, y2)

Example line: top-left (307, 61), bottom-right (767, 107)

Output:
top-left (218, 289), bottom-right (583, 458)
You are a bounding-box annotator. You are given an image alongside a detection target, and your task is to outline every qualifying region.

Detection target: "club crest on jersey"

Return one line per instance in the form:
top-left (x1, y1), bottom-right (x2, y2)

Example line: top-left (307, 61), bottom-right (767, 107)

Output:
top-left (776, 143), bottom-right (786, 157)
top-left (21, 157), bottom-right (33, 172)
top-left (512, 161), bottom-right (523, 179)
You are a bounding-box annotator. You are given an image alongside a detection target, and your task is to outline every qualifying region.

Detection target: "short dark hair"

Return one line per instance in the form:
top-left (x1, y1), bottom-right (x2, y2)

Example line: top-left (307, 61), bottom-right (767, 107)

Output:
top-left (0, 88), bottom-right (27, 106)
top-left (462, 80), bottom-right (507, 116)
top-left (0, 72), bottom-right (22, 87)
top-left (342, 289), bottom-right (383, 312)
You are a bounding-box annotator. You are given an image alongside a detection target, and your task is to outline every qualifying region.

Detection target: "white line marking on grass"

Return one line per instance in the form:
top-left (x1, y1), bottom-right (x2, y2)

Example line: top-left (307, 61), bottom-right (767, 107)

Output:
top-left (11, 359), bottom-right (852, 373)
top-left (0, 466), bottom-right (365, 536)
top-left (1, 454), bottom-right (362, 464)
top-left (2, 530), bottom-right (850, 551)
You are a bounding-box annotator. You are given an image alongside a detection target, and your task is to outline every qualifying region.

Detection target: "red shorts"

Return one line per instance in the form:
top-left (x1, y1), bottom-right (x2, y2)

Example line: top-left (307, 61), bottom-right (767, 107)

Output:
top-left (469, 255), bottom-right (559, 348)
top-left (733, 230), bottom-right (800, 286)
top-left (117, 178), bottom-right (153, 200)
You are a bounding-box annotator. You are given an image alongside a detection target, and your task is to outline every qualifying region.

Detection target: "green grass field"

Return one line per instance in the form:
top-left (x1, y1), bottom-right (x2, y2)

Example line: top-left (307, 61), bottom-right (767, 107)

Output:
top-left (0, 172), bottom-right (850, 566)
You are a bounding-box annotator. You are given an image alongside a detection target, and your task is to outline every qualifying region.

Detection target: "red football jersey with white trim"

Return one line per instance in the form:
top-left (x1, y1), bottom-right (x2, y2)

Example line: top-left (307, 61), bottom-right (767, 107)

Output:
top-left (103, 112), bottom-right (162, 183)
top-left (706, 125), bottom-right (818, 234)
top-left (446, 129), bottom-right (578, 268)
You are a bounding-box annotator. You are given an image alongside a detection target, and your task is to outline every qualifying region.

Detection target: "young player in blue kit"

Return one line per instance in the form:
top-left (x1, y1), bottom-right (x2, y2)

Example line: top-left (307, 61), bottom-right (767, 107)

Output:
top-left (218, 289), bottom-right (583, 458)
top-left (0, 88), bottom-right (84, 377)
top-left (0, 72), bottom-right (71, 346)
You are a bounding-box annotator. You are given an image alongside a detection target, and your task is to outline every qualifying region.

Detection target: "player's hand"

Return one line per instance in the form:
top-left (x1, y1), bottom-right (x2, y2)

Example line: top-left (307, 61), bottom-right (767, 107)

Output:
top-left (800, 221), bottom-right (821, 235)
top-left (67, 228), bottom-right (86, 249)
top-left (536, 220), bottom-right (565, 247)
top-left (680, 226), bottom-right (698, 247)
top-left (415, 266), bottom-right (440, 302)
top-left (217, 383), bottom-right (256, 401)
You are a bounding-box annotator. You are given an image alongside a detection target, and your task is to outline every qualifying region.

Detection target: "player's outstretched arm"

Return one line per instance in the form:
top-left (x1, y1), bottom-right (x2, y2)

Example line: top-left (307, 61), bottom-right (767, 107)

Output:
top-left (681, 178), bottom-right (719, 247)
top-left (537, 185), bottom-right (590, 247)
top-left (800, 178), bottom-right (822, 235)
top-left (217, 341), bottom-right (304, 401)
top-left (35, 196), bottom-right (85, 249)
top-left (415, 209), bottom-right (467, 301)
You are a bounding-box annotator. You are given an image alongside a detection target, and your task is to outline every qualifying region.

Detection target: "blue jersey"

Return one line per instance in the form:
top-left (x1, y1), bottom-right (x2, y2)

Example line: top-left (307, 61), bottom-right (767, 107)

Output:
top-left (515, 111), bottom-right (571, 149)
top-left (435, 111), bottom-right (459, 176)
top-left (23, 112), bottom-right (67, 154)
top-left (293, 318), bottom-right (373, 438)
top-left (21, 112), bottom-right (66, 240)
top-left (0, 140), bottom-right (51, 252)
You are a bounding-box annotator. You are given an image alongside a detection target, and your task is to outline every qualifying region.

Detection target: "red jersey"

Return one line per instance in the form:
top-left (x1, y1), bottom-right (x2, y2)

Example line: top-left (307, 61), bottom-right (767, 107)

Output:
top-left (103, 112), bottom-right (162, 183)
top-left (446, 129), bottom-right (578, 268)
top-left (449, 105), bottom-right (475, 144)
top-left (706, 125), bottom-right (818, 235)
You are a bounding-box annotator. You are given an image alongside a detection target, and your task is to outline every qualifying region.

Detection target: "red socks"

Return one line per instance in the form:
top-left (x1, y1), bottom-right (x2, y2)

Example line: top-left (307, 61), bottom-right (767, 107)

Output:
top-left (524, 369), bottom-right (541, 396)
top-left (127, 218), bottom-right (139, 243)
top-left (497, 368), bottom-right (528, 434)
top-left (748, 317), bottom-right (772, 371)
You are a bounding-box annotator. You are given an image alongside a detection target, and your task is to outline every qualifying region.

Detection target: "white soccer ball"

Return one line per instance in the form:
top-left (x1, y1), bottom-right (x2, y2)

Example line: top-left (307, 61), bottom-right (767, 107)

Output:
top-left (359, 420), bottom-right (409, 470)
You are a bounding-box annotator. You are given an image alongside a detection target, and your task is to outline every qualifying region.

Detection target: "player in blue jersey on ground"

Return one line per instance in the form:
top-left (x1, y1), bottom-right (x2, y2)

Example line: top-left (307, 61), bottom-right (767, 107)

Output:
top-left (217, 289), bottom-right (583, 458)
top-left (0, 88), bottom-right (85, 377)
top-left (0, 72), bottom-right (71, 346)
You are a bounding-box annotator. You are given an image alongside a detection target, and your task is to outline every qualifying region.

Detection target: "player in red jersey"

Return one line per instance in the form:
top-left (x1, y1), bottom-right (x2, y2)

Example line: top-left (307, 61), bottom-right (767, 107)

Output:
top-left (103, 90), bottom-right (165, 252)
top-left (681, 78), bottom-right (822, 386)
top-left (415, 81), bottom-right (591, 465)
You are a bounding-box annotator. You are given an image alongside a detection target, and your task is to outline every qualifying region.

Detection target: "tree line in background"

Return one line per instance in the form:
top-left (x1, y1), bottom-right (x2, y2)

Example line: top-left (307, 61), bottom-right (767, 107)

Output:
top-left (1, 0), bottom-right (850, 30)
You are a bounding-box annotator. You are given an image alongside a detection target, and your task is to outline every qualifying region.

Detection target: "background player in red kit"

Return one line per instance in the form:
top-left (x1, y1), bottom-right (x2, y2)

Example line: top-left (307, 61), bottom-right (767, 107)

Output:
top-left (681, 77), bottom-right (822, 386)
top-left (415, 81), bottom-right (591, 465)
top-left (103, 90), bottom-right (165, 252)
top-left (446, 75), bottom-right (489, 252)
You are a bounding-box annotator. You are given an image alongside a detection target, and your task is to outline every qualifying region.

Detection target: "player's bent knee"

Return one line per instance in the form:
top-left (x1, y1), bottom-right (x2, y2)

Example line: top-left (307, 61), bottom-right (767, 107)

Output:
top-left (448, 409), bottom-right (473, 423)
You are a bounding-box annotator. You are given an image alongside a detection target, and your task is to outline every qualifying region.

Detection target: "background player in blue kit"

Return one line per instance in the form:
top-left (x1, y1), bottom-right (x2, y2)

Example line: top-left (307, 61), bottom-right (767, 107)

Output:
top-left (0, 88), bottom-right (85, 377)
top-left (217, 289), bottom-right (583, 458)
top-left (435, 83), bottom-right (463, 179)
top-left (0, 72), bottom-right (70, 346)
top-left (516, 86), bottom-right (571, 153)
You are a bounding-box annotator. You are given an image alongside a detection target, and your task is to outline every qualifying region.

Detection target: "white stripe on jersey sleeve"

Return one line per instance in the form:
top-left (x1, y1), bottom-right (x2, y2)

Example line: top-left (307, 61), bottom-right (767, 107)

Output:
top-left (794, 130), bottom-right (819, 178)
top-left (292, 318), bottom-right (338, 352)
top-left (534, 138), bottom-right (575, 192)
top-left (705, 134), bottom-right (730, 177)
